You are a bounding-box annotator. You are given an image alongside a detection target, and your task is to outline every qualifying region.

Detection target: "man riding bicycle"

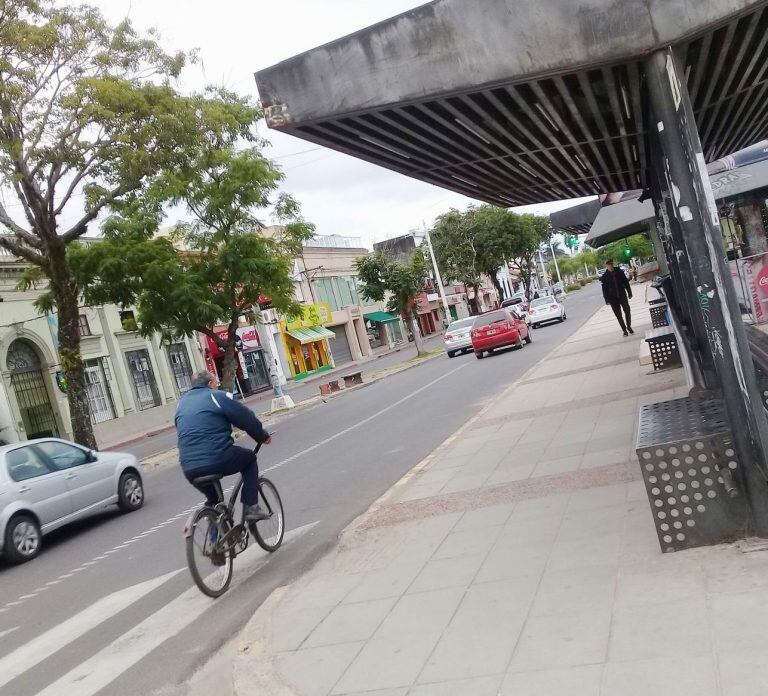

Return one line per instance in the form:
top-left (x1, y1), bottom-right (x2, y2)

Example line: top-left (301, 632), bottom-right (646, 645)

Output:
top-left (176, 371), bottom-right (271, 521)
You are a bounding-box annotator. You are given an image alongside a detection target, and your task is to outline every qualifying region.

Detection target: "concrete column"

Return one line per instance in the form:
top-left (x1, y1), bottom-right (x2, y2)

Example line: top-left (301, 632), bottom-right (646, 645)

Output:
top-left (96, 307), bottom-right (134, 415)
top-left (646, 47), bottom-right (768, 535)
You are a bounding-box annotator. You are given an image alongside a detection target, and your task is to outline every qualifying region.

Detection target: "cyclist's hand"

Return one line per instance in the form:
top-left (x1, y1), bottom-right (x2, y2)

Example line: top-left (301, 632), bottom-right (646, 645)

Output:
top-left (264, 435), bottom-right (272, 445)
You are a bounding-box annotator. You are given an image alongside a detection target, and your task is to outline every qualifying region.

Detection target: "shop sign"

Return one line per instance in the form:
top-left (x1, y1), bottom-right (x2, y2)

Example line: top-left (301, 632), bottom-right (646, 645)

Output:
top-left (236, 325), bottom-right (261, 350)
top-left (742, 252), bottom-right (768, 324)
top-left (285, 303), bottom-right (332, 330)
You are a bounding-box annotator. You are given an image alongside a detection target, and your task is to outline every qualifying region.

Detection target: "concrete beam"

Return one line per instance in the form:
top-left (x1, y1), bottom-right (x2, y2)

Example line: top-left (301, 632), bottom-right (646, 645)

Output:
top-left (255, 0), bottom-right (766, 127)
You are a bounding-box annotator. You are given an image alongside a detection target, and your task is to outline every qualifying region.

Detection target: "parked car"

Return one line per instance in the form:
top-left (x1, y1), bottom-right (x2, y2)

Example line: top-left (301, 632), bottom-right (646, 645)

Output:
top-left (500, 296), bottom-right (531, 325)
top-left (0, 438), bottom-right (144, 563)
top-left (471, 308), bottom-right (531, 359)
top-left (443, 316), bottom-right (476, 357)
top-left (529, 295), bottom-right (567, 328)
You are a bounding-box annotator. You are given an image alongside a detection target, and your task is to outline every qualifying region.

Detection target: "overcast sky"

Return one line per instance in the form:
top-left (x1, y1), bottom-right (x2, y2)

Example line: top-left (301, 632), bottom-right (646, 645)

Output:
top-left (84, 0), bottom-right (591, 248)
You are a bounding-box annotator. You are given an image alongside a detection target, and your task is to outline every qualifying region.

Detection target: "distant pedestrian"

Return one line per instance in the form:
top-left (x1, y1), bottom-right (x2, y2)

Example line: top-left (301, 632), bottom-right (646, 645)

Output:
top-left (600, 259), bottom-right (633, 336)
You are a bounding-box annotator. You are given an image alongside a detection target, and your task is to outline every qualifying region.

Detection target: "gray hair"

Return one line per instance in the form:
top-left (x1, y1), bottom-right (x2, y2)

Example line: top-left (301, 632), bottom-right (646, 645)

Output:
top-left (191, 371), bottom-right (216, 388)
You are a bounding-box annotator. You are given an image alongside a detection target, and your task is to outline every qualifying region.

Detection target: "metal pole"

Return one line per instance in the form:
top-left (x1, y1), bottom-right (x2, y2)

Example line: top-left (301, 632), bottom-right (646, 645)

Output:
top-left (646, 47), bottom-right (768, 535)
top-left (549, 239), bottom-right (563, 286)
top-left (423, 222), bottom-right (451, 324)
top-left (537, 248), bottom-right (548, 287)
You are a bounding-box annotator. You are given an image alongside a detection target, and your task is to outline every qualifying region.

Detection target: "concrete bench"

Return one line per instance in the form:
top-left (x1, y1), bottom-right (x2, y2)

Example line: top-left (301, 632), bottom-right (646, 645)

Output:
top-left (645, 327), bottom-right (682, 371)
top-left (343, 371), bottom-right (363, 387)
top-left (636, 396), bottom-right (744, 553)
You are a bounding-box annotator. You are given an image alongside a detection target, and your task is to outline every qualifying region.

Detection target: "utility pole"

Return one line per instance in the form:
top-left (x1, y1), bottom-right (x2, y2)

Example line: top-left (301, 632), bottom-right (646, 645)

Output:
top-left (423, 221), bottom-right (451, 326)
top-left (549, 238), bottom-right (563, 286)
top-left (537, 248), bottom-right (549, 287)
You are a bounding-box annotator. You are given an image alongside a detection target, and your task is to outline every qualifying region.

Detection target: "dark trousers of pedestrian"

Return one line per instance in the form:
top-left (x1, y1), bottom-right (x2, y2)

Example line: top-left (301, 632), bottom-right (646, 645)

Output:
top-left (609, 297), bottom-right (632, 333)
top-left (185, 445), bottom-right (259, 506)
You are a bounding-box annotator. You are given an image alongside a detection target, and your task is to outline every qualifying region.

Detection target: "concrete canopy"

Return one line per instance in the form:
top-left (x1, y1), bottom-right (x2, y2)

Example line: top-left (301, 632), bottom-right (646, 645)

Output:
top-left (256, 0), bottom-right (768, 207)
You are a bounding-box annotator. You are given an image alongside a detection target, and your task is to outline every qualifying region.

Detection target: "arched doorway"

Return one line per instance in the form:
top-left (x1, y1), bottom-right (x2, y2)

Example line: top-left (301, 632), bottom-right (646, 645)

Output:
top-left (6, 339), bottom-right (60, 439)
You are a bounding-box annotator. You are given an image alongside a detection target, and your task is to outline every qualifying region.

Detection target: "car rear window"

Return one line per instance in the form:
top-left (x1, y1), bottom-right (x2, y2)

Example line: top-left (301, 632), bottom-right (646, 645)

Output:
top-left (473, 311), bottom-right (509, 327)
top-left (531, 297), bottom-right (555, 307)
top-left (448, 318), bottom-right (474, 331)
top-left (501, 297), bottom-right (522, 306)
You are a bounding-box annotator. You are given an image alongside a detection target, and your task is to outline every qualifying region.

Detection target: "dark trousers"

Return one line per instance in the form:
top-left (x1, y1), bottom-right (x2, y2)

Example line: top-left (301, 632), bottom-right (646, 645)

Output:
top-left (609, 296), bottom-right (632, 332)
top-left (186, 445), bottom-right (259, 506)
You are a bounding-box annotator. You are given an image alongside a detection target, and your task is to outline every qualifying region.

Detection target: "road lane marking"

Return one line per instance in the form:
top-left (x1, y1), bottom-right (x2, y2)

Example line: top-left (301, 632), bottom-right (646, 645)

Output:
top-left (35, 521), bottom-right (319, 696)
top-left (0, 627), bottom-right (19, 639)
top-left (263, 363), bottom-right (470, 474)
top-left (0, 569), bottom-right (182, 690)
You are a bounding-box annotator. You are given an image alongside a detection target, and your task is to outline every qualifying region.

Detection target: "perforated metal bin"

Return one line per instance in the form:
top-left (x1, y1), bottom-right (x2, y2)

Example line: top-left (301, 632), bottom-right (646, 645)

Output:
top-left (636, 397), bottom-right (747, 552)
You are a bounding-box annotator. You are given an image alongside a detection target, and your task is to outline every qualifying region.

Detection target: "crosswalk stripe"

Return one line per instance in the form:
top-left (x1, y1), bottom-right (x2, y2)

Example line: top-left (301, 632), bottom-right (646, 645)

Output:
top-left (0, 569), bottom-right (182, 690)
top-left (35, 521), bottom-right (319, 696)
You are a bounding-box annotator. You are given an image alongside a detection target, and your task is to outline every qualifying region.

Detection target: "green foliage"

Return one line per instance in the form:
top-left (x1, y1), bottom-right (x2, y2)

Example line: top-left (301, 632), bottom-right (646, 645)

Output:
top-left (72, 147), bottom-right (315, 347)
top-left (593, 234), bottom-right (654, 264)
top-left (566, 283), bottom-right (582, 292)
top-left (430, 205), bottom-right (551, 300)
top-left (354, 250), bottom-right (426, 318)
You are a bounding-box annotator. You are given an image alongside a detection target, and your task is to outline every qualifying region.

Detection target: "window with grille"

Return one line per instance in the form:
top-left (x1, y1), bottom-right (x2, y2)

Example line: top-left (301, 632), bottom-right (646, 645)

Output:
top-left (78, 314), bottom-right (92, 337)
top-left (84, 358), bottom-right (116, 423)
top-left (125, 349), bottom-right (160, 410)
top-left (168, 343), bottom-right (193, 395)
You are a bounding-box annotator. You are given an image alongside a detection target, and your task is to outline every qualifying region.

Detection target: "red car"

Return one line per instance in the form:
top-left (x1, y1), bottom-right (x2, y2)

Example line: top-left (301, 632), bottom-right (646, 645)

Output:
top-left (471, 308), bottom-right (531, 359)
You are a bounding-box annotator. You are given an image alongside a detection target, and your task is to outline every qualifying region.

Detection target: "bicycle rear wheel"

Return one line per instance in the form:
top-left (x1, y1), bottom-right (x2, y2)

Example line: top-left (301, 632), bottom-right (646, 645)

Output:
top-left (250, 477), bottom-right (285, 552)
top-left (186, 507), bottom-right (234, 597)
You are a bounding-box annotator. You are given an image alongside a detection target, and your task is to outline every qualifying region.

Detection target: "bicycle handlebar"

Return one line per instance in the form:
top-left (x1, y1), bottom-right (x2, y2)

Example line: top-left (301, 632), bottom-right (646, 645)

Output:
top-left (254, 432), bottom-right (274, 455)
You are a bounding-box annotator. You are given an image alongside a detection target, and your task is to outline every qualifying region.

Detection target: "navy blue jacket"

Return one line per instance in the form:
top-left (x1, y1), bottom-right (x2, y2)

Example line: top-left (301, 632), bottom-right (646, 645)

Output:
top-left (175, 385), bottom-right (270, 474)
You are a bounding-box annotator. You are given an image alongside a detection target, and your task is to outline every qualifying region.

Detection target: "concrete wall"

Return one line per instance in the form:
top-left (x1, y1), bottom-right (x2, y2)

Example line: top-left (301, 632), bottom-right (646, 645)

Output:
top-left (256, 0), bottom-right (763, 126)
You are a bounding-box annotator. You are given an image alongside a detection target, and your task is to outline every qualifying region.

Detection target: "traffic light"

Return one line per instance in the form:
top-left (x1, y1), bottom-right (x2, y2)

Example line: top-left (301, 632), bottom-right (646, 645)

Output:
top-left (623, 246), bottom-right (632, 258)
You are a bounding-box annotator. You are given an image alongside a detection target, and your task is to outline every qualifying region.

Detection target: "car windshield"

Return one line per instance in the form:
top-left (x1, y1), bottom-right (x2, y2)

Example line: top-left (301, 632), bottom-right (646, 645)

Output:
top-left (448, 318), bottom-right (474, 331)
top-left (531, 297), bottom-right (556, 307)
top-left (473, 311), bottom-right (509, 327)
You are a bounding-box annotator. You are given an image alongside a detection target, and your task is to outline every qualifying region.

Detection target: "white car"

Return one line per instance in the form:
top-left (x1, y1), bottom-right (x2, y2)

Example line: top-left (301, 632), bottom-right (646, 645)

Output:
top-left (529, 296), bottom-right (567, 328)
top-left (0, 438), bottom-right (144, 563)
top-left (443, 317), bottom-right (475, 357)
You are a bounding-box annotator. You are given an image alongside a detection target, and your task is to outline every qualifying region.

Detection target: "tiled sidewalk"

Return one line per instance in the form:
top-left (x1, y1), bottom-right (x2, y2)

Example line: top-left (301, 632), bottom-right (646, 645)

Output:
top-left (203, 288), bottom-right (768, 696)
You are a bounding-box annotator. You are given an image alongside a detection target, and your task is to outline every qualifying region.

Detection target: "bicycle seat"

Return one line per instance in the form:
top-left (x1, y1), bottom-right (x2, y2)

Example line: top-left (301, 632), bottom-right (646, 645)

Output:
top-left (191, 474), bottom-right (223, 486)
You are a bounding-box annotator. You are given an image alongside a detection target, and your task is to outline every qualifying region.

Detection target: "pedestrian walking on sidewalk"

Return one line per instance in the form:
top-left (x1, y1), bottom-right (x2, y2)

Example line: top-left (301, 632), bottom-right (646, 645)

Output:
top-left (600, 259), bottom-right (633, 336)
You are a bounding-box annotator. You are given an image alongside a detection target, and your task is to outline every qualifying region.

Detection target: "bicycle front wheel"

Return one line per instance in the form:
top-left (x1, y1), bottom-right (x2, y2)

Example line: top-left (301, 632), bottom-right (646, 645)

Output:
top-left (250, 477), bottom-right (285, 552)
top-left (186, 507), bottom-right (234, 597)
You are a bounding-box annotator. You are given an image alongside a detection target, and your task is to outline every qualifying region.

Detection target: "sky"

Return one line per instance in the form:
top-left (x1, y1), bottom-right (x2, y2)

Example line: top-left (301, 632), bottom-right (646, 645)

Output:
top-left (81, 0), bottom-right (592, 248)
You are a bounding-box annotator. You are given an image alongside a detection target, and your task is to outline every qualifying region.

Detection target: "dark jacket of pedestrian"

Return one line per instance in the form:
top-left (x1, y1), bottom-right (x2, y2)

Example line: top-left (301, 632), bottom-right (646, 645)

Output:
top-left (600, 267), bottom-right (632, 304)
top-left (175, 384), bottom-right (270, 474)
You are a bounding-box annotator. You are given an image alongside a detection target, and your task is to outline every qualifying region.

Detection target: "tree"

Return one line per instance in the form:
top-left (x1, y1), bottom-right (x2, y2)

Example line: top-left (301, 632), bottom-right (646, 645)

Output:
top-left (0, 1), bottom-right (254, 446)
top-left (430, 209), bottom-right (482, 313)
top-left (71, 147), bottom-right (315, 392)
top-left (595, 234), bottom-right (654, 265)
top-left (507, 213), bottom-right (552, 299)
top-left (355, 250), bottom-right (428, 355)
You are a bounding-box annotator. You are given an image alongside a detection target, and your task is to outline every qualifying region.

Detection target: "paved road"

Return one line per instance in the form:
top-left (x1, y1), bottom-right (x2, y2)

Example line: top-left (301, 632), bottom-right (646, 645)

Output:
top-left (116, 334), bottom-right (445, 462)
top-left (0, 285), bottom-right (604, 696)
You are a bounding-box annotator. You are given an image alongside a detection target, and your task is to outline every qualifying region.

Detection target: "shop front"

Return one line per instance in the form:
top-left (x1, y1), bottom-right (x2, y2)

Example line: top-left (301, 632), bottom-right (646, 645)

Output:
top-left (281, 303), bottom-right (335, 380)
top-left (203, 324), bottom-right (271, 396)
top-left (364, 310), bottom-right (404, 349)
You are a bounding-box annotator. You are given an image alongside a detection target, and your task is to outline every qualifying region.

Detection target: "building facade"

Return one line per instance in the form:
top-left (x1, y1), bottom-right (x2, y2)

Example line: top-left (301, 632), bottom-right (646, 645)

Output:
top-left (0, 248), bottom-right (205, 446)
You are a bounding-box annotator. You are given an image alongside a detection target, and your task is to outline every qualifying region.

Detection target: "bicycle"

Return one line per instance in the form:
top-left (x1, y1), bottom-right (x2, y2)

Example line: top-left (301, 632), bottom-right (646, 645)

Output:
top-left (184, 441), bottom-right (285, 597)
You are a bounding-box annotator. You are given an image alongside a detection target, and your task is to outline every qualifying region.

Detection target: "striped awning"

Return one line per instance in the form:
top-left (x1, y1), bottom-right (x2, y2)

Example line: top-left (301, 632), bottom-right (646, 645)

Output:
top-left (285, 326), bottom-right (336, 344)
top-left (364, 310), bottom-right (400, 324)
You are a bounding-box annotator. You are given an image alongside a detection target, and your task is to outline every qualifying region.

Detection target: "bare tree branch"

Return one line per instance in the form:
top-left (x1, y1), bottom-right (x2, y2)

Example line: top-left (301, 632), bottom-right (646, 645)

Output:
top-left (0, 201), bottom-right (42, 249)
top-left (60, 183), bottom-right (133, 242)
top-left (0, 235), bottom-right (45, 266)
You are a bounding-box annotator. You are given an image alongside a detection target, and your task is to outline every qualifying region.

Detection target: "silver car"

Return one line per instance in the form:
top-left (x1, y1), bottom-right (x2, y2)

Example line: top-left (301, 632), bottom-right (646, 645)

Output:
top-left (444, 317), bottom-right (476, 357)
top-left (0, 438), bottom-right (144, 563)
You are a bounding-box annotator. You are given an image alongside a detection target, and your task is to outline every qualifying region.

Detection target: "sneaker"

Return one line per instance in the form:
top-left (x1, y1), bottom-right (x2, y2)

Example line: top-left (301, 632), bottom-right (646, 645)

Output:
top-left (622, 331), bottom-right (629, 337)
top-left (628, 327), bottom-right (634, 334)
top-left (244, 504), bottom-right (270, 522)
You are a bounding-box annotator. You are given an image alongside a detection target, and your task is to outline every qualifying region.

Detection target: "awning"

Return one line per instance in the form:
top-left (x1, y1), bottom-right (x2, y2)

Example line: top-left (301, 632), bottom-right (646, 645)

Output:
top-left (364, 311), bottom-right (400, 324)
top-left (586, 159), bottom-right (768, 248)
top-left (285, 326), bottom-right (335, 344)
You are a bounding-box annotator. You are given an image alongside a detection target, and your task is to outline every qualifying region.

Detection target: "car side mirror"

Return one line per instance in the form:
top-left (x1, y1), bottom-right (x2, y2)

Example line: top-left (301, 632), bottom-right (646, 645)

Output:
top-left (86, 450), bottom-right (98, 463)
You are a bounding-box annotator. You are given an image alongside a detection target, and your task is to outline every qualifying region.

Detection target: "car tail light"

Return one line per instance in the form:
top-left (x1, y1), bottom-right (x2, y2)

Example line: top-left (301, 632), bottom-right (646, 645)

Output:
top-left (471, 329), bottom-right (478, 338)
top-left (444, 333), bottom-right (453, 340)
top-left (551, 304), bottom-right (558, 309)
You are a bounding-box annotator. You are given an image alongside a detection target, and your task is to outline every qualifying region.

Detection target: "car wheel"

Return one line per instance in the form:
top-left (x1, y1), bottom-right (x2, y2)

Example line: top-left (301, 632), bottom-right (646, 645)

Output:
top-left (532, 323), bottom-right (539, 329)
top-left (475, 351), bottom-right (484, 359)
top-left (447, 350), bottom-right (455, 358)
top-left (118, 471), bottom-right (145, 512)
top-left (4, 513), bottom-right (41, 564)
top-left (524, 330), bottom-right (532, 344)
top-left (563, 312), bottom-right (567, 320)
